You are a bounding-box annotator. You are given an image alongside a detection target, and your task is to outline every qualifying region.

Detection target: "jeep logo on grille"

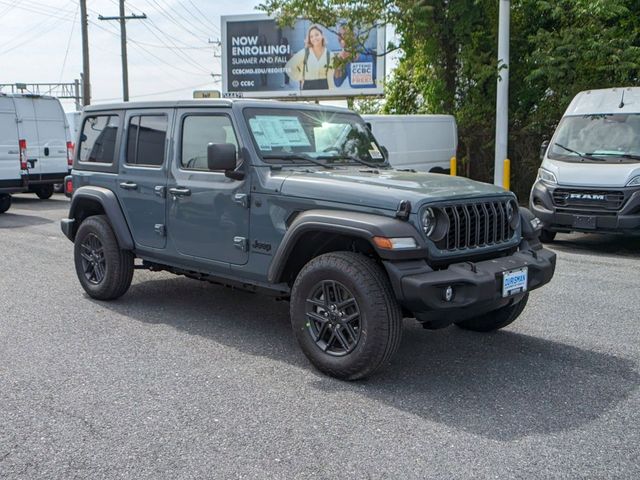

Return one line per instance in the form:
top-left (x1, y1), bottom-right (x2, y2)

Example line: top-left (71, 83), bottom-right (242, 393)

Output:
top-left (568, 193), bottom-right (606, 201)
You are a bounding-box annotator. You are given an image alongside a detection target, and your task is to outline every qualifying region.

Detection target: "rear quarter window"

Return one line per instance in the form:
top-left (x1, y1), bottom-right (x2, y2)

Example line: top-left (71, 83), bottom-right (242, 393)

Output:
top-left (78, 115), bottom-right (119, 164)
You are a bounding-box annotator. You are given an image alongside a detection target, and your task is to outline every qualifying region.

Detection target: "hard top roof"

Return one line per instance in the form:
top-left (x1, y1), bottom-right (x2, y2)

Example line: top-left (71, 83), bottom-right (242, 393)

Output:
top-left (83, 98), bottom-right (352, 114)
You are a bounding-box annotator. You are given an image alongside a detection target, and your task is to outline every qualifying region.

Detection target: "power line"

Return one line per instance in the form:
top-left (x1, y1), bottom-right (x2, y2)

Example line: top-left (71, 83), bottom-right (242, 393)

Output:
top-left (59, 3), bottom-right (80, 83)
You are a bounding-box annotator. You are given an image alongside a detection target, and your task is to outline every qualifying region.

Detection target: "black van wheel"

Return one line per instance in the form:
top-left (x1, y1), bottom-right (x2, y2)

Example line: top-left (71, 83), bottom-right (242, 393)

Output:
top-left (290, 252), bottom-right (403, 381)
top-left (539, 229), bottom-right (556, 243)
top-left (0, 194), bottom-right (11, 214)
top-left (455, 293), bottom-right (529, 332)
top-left (35, 185), bottom-right (54, 200)
top-left (74, 215), bottom-right (134, 300)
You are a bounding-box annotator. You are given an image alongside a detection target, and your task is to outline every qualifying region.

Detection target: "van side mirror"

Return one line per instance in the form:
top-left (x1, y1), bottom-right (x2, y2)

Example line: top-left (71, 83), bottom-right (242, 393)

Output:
top-left (540, 140), bottom-right (549, 161)
top-left (380, 145), bottom-right (389, 159)
top-left (207, 143), bottom-right (241, 179)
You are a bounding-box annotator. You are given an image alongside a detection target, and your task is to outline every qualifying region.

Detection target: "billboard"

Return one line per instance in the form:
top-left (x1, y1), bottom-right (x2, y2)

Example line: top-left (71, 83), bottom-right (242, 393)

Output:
top-left (221, 14), bottom-right (385, 99)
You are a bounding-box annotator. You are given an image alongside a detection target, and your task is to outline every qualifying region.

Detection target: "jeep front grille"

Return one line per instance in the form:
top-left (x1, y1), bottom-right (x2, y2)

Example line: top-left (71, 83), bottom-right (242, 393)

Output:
top-left (435, 200), bottom-right (514, 251)
top-left (552, 188), bottom-right (625, 211)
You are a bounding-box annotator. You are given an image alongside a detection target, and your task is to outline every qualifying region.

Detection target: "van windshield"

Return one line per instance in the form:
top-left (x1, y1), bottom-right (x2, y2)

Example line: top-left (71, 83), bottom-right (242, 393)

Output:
top-left (549, 114), bottom-right (640, 163)
top-left (243, 108), bottom-right (387, 166)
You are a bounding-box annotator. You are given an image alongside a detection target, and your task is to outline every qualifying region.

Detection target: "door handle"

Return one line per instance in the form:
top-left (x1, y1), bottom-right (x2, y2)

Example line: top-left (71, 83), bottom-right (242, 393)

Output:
top-left (119, 181), bottom-right (138, 190)
top-left (168, 187), bottom-right (191, 197)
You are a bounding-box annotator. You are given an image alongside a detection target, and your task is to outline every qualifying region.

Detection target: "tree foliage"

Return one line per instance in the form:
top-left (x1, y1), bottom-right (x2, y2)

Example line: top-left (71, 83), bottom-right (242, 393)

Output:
top-left (259, 0), bottom-right (640, 199)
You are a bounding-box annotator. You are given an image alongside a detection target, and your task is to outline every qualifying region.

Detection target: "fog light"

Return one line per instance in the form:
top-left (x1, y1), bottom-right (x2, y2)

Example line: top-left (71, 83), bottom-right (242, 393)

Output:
top-left (444, 286), bottom-right (454, 302)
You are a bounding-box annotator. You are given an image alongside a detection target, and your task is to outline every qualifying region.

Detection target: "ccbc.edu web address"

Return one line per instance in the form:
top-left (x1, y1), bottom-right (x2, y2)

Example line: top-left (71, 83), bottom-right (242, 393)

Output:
top-left (231, 67), bottom-right (287, 75)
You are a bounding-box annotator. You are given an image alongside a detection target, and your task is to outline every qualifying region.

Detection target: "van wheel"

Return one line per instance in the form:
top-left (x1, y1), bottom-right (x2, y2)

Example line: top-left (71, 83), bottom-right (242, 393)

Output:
top-left (539, 229), bottom-right (556, 243)
top-left (290, 252), bottom-right (403, 380)
top-left (35, 185), bottom-right (54, 200)
top-left (74, 215), bottom-right (134, 300)
top-left (455, 293), bottom-right (529, 332)
top-left (0, 194), bottom-right (11, 214)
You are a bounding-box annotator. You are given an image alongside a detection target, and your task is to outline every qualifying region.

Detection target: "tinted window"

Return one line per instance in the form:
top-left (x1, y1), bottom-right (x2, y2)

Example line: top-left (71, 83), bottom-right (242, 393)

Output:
top-left (79, 115), bottom-right (119, 163)
top-left (181, 115), bottom-right (238, 170)
top-left (126, 115), bottom-right (167, 167)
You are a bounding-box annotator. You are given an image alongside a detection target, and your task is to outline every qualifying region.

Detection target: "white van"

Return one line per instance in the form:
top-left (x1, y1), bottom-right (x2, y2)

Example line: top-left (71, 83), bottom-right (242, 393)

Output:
top-left (530, 87), bottom-right (640, 241)
top-left (362, 114), bottom-right (458, 172)
top-left (0, 93), bottom-right (71, 212)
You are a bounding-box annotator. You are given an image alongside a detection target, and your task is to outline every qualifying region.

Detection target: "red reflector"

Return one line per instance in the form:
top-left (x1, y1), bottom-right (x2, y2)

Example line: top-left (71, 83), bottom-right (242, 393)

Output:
top-left (19, 139), bottom-right (27, 150)
top-left (66, 179), bottom-right (73, 193)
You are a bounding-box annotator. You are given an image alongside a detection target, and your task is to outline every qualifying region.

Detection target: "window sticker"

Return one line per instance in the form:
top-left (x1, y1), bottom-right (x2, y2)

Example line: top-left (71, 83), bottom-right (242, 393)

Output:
top-left (251, 115), bottom-right (311, 148)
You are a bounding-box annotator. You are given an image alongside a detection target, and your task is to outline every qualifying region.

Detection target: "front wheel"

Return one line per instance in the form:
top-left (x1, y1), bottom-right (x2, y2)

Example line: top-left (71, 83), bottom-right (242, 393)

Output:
top-left (455, 293), bottom-right (529, 332)
top-left (74, 215), bottom-right (134, 300)
top-left (0, 194), bottom-right (11, 214)
top-left (290, 252), bottom-right (403, 380)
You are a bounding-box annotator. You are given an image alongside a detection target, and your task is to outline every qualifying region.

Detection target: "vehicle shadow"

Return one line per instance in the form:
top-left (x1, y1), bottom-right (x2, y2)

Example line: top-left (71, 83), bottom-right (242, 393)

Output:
top-left (98, 274), bottom-right (639, 442)
top-left (0, 212), bottom-right (53, 228)
top-left (10, 195), bottom-right (69, 212)
top-left (550, 233), bottom-right (639, 257)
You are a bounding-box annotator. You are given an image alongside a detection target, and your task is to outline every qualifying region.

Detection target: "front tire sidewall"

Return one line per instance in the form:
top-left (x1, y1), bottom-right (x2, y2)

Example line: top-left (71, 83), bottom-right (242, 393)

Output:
top-left (291, 253), bottom-right (401, 380)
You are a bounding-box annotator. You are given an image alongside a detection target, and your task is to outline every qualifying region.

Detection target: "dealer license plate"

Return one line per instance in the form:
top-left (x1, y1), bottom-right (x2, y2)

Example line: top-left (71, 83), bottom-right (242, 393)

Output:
top-left (502, 267), bottom-right (528, 298)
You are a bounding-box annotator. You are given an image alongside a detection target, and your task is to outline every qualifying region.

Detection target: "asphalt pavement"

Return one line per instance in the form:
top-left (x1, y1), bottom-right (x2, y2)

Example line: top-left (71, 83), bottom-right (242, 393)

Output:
top-left (0, 194), bottom-right (638, 479)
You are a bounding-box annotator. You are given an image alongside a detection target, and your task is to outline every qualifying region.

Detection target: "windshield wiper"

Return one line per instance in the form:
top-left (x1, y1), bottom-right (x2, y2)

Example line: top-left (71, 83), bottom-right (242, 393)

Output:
top-left (554, 143), bottom-right (605, 161)
top-left (584, 152), bottom-right (640, 161)
top-left (316, 154), bottom-right (382, 168)
top-left (262, 153), bottom-right (333, 169)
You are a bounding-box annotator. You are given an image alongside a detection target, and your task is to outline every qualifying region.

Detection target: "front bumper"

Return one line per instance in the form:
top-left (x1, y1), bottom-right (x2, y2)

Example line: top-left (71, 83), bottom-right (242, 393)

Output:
top-left (530, 180), bottom-right (640, 234)
top-left (385, 247), bottom-right (556, 322)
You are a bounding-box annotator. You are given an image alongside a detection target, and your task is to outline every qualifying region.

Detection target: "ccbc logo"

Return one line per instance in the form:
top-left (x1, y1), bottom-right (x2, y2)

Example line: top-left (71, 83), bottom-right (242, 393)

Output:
top-left (231, 80), bottom-right (254, 88)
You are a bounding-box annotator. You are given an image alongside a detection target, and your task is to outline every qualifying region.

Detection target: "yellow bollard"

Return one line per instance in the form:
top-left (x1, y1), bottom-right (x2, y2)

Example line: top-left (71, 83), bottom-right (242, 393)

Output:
top-left (450, 156), bottom-right (457, 176)
top-left (503, 158), bottom-right (511, 190)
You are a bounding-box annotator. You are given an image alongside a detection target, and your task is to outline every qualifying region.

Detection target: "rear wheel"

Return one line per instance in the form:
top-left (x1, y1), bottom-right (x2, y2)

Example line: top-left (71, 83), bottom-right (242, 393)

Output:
top-left (74, 215), bottom-right (134, 300)
top-left (455, 293), bottom-right (529, 332)
top-left (0, 194), bottom-right (11, 214)
top-left (539, 229), bottom-right (556, 243)
top-left (290, 252), bottom-right (403, 380)
top-left (34, 184), bottom-right (54, 200)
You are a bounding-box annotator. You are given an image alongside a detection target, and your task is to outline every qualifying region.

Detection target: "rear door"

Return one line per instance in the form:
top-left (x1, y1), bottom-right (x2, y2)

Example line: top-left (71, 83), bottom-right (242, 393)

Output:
top-left (12, 96), bottom-right (41, 176)
top-left (0, 97), bottom-right (20, 185)
top-left (32, 97), bottom-right (68, 177)
top-left (116, 109), bottom-right (171, 250)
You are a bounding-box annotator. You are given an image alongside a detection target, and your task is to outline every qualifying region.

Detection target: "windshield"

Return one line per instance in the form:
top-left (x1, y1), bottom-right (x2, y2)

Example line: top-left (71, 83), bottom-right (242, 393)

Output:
top-left (243, 107), bottom-right (387, 165)
top-left (549, 114), bottom-right (640, 163)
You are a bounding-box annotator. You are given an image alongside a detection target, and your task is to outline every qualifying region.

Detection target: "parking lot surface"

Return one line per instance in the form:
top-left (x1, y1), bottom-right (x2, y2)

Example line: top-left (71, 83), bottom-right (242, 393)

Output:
top-left (1, 194), bottom-right (639, 479)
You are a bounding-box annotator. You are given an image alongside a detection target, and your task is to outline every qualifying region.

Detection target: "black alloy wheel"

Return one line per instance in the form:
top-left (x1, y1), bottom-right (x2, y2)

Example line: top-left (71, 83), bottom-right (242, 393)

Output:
top-left (306, 280), bottom-right (361, 357)
top-left (79, 233), bottom-right (106, 285)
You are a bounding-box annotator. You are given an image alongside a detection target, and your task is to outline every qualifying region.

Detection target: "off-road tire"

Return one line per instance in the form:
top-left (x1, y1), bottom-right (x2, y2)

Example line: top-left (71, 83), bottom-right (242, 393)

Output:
top-left (74, 215), bottom-right (134, 300)
top-left (35, 185), bottom-right (54, 200)
top-left (290, 251), bottom-right (403, 380)
top-left (455, 293), bottom-right (529, 332)
top-left (0, 194), bottom-right (11, 214)
top-left (539, 229), bottom-right (556, 243)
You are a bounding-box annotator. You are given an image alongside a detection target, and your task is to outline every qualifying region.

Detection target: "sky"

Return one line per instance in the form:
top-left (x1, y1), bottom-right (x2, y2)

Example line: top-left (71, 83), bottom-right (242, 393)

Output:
top-left (0, 0), bottom-right (265, 110)
top-left (0, 0), bottom-right (398, 112)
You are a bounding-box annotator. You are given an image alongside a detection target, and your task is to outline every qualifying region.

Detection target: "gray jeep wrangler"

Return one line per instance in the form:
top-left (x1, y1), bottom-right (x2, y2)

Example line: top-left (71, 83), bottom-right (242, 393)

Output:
top-left (61, 100), bottom-right (556, 380)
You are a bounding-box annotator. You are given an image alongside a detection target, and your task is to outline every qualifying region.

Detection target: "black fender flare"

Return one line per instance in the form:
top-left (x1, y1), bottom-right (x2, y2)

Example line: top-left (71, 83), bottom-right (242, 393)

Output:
top-left (63, 186), bottom-right (134, 250)
top-left (267, 209), bottom-right (427, 283)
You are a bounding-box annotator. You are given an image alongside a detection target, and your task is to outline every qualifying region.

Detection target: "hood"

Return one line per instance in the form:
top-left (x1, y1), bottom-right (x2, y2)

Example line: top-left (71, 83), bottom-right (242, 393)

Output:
top-left (279, 168), bottom-right (510, 211)
top-left (542, 158), bottom-right (640, 187)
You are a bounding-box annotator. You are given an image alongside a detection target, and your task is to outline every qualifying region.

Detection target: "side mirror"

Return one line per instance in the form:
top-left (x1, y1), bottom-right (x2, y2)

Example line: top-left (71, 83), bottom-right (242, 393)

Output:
top-left (540, 140), bottom-right (549, 161)
top-left (207, 143), bottom-right (238, 176)
top-left (380, 145), bottom-right (389, 159)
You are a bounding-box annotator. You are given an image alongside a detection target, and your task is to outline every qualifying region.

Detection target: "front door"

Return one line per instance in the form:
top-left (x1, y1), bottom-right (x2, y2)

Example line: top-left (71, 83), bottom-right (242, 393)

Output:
top-left (117, 109), bottom-right (171, 250)
top-left (167, 109), bottom-right (250, 265)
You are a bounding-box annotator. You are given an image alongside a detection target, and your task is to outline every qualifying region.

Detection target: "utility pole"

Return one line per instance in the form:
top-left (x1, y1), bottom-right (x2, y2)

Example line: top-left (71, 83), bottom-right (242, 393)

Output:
top-left (99, 1), bottom-right (146, 101)
top-left (494, 0), bottom-right (510, 186)
top-left (80, 0), bottom-right (90, 106)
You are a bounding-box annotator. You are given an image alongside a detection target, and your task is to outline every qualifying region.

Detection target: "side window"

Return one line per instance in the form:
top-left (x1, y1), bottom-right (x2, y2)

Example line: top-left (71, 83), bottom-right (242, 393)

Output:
top-left (78, 115), bottom-right (119, 163)
top-left (126, 115), bottom-right (167, 167)
top-left (181, 115), bottom-right (238, 170)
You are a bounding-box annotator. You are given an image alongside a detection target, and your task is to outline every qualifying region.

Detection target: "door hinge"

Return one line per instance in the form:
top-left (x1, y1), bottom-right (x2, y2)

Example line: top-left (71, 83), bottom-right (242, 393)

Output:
top-left (154, 224), bottom-right (166, 237)
top-left (154, 185), bottom-right (166, 198)
top-left (233, 193), bottom-right (249, 208)
top-left (233, 236), bottom-right (248, 252)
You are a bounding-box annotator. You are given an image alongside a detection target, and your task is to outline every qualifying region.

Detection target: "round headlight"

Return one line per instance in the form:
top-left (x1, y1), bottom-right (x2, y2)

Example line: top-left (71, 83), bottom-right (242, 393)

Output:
top-left (421, 208), bottom-right (436, 236)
